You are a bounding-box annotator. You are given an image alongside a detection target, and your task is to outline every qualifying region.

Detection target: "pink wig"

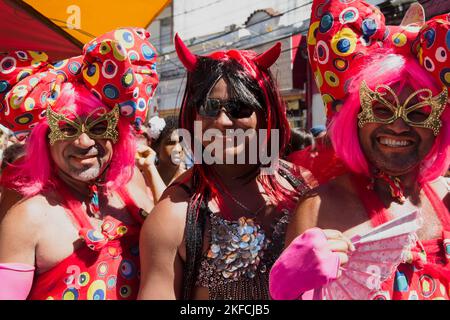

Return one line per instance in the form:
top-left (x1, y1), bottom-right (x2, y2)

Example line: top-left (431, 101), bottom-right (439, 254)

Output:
top-left (329, 52), bottom-right (450, 184)
top-left (1, 82), bottom-right (136, 196)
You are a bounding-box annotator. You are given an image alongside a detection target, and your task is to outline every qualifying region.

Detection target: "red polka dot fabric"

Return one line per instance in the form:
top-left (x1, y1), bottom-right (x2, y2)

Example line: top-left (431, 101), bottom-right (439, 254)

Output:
top-left (307, 0), bottom-right (450, 120)
top-left (416, 14), bottom-right (450, 92)
top-left (0, 27), bottom-right (159, 139)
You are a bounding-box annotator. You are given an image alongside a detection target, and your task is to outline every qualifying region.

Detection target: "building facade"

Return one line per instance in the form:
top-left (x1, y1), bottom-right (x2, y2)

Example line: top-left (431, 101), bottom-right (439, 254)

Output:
top-left (148, 0), bottom-right (443, 130)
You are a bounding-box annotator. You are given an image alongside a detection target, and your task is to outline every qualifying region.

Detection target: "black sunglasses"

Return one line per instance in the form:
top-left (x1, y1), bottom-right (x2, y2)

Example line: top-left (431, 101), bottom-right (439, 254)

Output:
top-left (198, 98), bottom-right (255, 119)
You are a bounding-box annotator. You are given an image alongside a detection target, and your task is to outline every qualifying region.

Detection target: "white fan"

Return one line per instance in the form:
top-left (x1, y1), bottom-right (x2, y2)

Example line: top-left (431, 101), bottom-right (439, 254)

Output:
top-left (323, 210), bottom-right (422, 300)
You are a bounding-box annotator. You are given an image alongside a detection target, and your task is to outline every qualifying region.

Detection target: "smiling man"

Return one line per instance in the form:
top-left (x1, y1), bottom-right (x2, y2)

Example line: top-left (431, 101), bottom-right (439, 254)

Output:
top-left (0, 27), bottom-right (159, 300)
top-left (137, 34), bottom-right (314, 300)
top-left (269, 0), bottom-right (450, 300)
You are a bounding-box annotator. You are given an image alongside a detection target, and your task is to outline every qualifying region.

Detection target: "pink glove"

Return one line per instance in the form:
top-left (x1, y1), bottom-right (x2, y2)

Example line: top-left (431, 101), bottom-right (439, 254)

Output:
top-left (0, 263), bottom-right (35, 300)
top-left (269, 228), bottom-right (340, 300)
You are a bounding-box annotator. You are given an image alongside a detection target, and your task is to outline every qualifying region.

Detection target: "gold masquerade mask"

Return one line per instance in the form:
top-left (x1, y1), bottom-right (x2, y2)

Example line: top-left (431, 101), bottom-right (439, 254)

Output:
top-left (47, 105), bottom-right (120, 145)
top-left (358, 81), bottom-right (448, 136)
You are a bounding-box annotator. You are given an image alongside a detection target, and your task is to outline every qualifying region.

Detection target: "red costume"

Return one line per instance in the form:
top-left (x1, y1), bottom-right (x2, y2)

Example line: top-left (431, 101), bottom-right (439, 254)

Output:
top-left (270, 0), bottom-right (450, 300)
top-left (353, 176), bottom-right (450, 299)
top-left (28, 186), bottom-right (147, 300)
top-left (0, 27), bottom-right (158, 300)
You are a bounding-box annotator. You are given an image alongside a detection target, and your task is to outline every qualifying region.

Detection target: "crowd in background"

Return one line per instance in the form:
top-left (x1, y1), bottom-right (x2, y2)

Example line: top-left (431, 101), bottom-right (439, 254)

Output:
top-left (0, 0), bottom-right (448, 301)
top-left (0, 115), bottom-right (333, 225)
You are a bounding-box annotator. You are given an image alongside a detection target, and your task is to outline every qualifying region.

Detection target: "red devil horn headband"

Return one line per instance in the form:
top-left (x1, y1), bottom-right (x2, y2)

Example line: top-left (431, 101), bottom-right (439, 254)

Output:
top-left (174, 33), bottom-right (198, 72)
top-left (253, 42), bottom-right (281, 69)
top-left (175, 33), bottom-right (281, 71)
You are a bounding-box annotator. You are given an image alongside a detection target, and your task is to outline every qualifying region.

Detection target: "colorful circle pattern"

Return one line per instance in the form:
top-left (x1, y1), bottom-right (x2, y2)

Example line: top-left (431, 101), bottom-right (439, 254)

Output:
top-left (119, 259), bottom-right (136, 280)
top-left (62, 288), bottom-right (79, 300)
top-left (331, 28), bottom-right (357, 56)
top-left (0, 80), bottom-right (10, 94)
top-left (87, 280), bottom-right (107, 300)
top-left (0, 27), bottom-right (158, 138)
top-left (97, 262), bottom-right (109, 277)
top-left (1, 56), bottom-right (17, 74)
top-left (424, 28), bottom-right (436, 48)
top-left (107, 275), bottom-right (117, 289)
top-left (392, 33), bottom-right (407, 47)
top-left (316, 40), bottom-right (330, 64)
top-left (78, 272), bottom-right (91, 287)
top-left (103, 84), bottom-right (120, 100)
top-left (16, 51), bottom-right (28, 61)
top-left (120, 285), bottom-right (132, 299)
top-left (333, 58), bottom-right (348, 71)
top-left (319, 13), bottom-right (334, 33)
top-left (115, 29), bottom-right (135, 49)
top-left (307, 0), bottom-right (450, 120)
top-left (119, 100), bottom-right (136, 117)
top-left (339, 7), bottom-right (359, 24)
top-left (420, 274), bottom-right (436, 298)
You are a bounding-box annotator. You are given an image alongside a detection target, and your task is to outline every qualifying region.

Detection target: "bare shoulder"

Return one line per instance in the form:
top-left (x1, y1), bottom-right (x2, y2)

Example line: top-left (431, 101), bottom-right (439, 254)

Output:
top-left (0, 193), bottom-right (55, 263)
top-left (138, 175), bottom-right (192, 299)
top-left (127, 166), bottom-right (151, 193)
top-left (1, 193), bottom-right (53, 228)
top-left (140, 173), bottom-right (192, 250)
top-left (291, 175), bottom-right (346, 226)
top-left (141, 167), bottom-right (193, 240)
top-left (285, 191), bottom-right (322, 246)
top-left (130, 166), bottom-right (147, 186)
top-left (285, 175), bottom-right (354, 246)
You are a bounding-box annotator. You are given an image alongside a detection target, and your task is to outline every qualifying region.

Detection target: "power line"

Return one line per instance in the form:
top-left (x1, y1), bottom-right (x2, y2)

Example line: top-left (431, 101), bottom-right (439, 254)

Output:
top-left (43, 0), bottom-right (243, 44)
top-left (161, 38), bottom-right (306, 111)
top-left (151, 0), bottom-right (294, 42)
top-left (157, 23), bottom-right (309, 75)
top-left (163, 34), bottom-right (309, 106)
top-left (157, 1), bottom-right (312, 61)
top-left (149, 0), bottom-right (311, 44)
top-left (155, 0), bottom-right (314, 111)
top-left (159, 26), bottom-right (306, 72)
top-left (153, 0), bottom-right (224, 22)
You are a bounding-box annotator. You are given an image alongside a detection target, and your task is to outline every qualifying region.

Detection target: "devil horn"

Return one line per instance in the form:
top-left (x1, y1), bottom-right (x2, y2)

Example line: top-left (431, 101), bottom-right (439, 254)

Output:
top-left (174, 33), bottom-right (198, 72)
top-left (253, 42), bottom-right (281, 69)
top-left (400, 2), bottom-right (425, 27)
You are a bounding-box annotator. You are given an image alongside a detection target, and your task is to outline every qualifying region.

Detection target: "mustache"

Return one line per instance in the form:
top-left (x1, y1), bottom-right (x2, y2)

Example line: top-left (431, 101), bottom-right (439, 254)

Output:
top-left (68, 145), bottom-right (105, 157)
top-left (372, 127), bottom-right (419, 140)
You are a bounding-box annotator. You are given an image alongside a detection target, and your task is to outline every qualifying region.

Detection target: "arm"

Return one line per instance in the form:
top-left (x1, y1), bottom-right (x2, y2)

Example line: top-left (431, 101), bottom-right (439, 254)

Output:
top-left (136, 145), bottom-right (167, 202)
top-left (284, 195), bottom-right (321, 247)
top-left (137, 186), bottom-right (189, 300)
top-left (142, 164), bottom-right (167, 202)
top-left (0, 199), bottom-right (41, 299)
top-left (269, 195), bottom-right (353, 300)
top-left (127, 167), bottom-right (156, 213)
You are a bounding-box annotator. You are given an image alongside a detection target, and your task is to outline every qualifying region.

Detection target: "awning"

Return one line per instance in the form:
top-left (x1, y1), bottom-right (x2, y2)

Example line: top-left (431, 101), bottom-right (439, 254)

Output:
top-left (0, 0), bottom-right (82, 60)
top-left (0, 0), bottom-right (171, 60)
top-left (23, 0), bottom-right (171, 44)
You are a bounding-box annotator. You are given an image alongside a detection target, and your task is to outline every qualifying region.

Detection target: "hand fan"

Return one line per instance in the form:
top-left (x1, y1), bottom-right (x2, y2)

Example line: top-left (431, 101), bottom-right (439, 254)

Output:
top-left (323, 210), bottom-right (422, 300)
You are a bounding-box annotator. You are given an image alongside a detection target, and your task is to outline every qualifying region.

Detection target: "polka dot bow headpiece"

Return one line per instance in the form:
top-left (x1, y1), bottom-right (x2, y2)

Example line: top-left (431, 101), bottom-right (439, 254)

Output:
top-left (307, 0), bottom-right (450, 120)
top-left (0, 27), bottom-right (159, 139)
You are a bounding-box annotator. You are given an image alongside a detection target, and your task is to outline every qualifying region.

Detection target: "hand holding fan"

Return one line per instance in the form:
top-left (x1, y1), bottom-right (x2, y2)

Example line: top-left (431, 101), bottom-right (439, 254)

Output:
top-left (323, 210), bottom-right (422, 300)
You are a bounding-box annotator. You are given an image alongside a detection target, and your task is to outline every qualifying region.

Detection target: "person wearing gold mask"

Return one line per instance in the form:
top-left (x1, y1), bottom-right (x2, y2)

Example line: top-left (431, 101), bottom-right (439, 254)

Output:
top-left (0, 27), bottom-right (159, 300)
top-left (269, 0), bottom-right (450, 300)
